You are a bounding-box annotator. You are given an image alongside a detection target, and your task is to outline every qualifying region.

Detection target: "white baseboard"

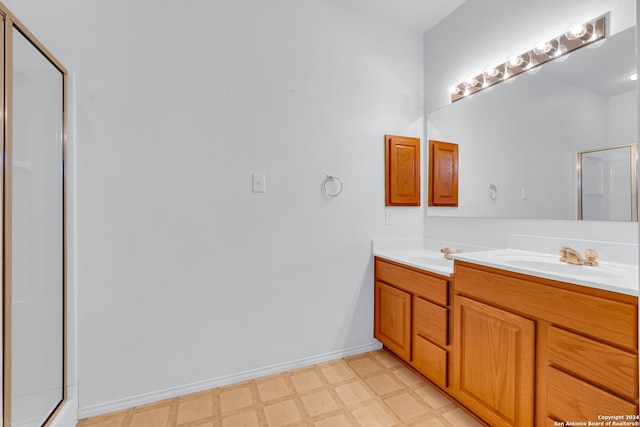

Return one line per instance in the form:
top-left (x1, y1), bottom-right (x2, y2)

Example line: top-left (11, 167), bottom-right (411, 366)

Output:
top-left (12, 400), bottom-right (78, 427)
top-left (49, 399), bottom-right (78, 427)
top-left (78, 341), bottom-right (382, 420)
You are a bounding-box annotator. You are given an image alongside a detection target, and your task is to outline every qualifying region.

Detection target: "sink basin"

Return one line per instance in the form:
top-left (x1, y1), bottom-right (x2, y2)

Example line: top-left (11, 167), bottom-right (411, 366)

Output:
top-left (478, 252), bottom-right (636, 280)
top-left (488, 254), bottom-right (622, 279)
top-left (449, 249), bottom-right (639, 296)
top-left (374, 250), bottom-right (454, 275)
top-left (502, 259), bottom-right (616, 278)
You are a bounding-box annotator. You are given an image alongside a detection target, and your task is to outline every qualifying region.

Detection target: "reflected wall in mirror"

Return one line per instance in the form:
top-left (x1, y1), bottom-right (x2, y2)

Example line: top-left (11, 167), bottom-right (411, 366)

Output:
top-left (578, 144), bottom-right (638, 221)
top-left (427, 25), bottom-right (637, 221)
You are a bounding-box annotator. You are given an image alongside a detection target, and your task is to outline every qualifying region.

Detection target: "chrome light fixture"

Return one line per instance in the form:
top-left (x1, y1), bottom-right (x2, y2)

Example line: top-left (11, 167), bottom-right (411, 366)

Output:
top-left (451, 15), bottom-right (606, 102)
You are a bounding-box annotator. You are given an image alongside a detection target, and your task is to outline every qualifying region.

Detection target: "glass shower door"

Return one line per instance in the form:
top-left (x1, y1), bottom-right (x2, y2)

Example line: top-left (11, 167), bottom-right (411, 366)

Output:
top-left (578, 144), bottom-right (639, 221)
top-left (8, 26), bottom-right (65, 426)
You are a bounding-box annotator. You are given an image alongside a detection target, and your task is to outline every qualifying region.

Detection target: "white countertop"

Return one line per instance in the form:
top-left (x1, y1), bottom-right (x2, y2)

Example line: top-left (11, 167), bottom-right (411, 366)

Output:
top-left (372, 245), bottom-right (639, 297)
top-left (373, 249), bottom-right (454, 277)
top-left (451, 249), bottom-right (639, 297)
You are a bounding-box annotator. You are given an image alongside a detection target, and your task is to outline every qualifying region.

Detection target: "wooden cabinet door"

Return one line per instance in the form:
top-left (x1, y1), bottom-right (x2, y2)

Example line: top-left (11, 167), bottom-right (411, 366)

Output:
top-left (453, 296), bottom-right (535, 427)
top-left (385, 135), bottom-right (420, 206)
top-left (374, 281), bottom-right (411, 360)
top-left (429, 140), bottom-right (458, 206)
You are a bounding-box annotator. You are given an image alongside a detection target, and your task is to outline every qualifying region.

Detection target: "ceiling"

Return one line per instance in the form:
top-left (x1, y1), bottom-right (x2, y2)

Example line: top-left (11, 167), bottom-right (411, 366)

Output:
top-left (317, 0), bottom-right (467, 34)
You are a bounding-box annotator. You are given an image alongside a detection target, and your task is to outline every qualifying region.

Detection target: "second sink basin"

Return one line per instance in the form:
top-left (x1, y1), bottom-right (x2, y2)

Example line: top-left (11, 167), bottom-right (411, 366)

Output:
top-left (501, 258), bottom-right (615, 278)
top-left (450, 249), bottom-right (639, 295)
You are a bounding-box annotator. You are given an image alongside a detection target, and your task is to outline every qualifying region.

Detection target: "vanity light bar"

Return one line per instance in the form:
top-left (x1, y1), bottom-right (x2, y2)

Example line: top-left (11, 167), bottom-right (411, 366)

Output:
top-left (450, 16), bottom-right (606, 102)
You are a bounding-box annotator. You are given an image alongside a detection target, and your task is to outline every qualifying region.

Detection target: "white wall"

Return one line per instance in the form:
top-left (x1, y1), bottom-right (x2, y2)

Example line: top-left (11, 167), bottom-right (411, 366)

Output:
top-left (423, 0), bottom-right (638, 246)
top-left (2, 0), bottom-right (424, 416)
top-left (609, 90), bottom-right (638, 146)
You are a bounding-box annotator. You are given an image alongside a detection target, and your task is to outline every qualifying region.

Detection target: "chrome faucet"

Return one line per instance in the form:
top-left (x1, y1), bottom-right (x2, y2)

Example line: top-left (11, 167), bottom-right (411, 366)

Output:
top-left (559, 246), bottom-right (599, 267)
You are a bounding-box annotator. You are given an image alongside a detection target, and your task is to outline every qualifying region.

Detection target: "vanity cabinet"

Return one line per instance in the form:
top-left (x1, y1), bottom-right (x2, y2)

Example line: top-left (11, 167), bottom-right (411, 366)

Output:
top-left (453, 261), bottom-right (639, 427)
top-left (374, 258), bottom-right (452, 390)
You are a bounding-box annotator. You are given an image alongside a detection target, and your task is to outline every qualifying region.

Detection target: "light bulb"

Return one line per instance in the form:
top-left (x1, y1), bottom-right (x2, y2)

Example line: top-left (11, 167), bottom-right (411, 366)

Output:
top-left (533, 39), bottom-right (559, 56)
top-left (566, 23), bottom-right (586, 39)
top-left (464, 76), bottom-right (479, 89)
top-left (526, 66), bottom-right (542, 75)
top-left (506, 53), bottom-right (529, 69)
top-left (565, 23), bottom-right (593, 41)
top-left (450, 85), bottom-right (464, 95)
top-left (483, 65), bottom-right (503, 80)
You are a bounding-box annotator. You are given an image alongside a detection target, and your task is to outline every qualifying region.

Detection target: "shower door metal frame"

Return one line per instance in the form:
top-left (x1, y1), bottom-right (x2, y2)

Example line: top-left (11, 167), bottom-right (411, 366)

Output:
top-left (0, 2), bottom-right (68, 426)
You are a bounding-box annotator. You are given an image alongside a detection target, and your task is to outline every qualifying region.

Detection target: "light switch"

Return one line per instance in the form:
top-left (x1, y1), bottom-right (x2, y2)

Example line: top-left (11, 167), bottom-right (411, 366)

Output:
top-left (252, 173), bottom-right (266, 193)
top-left (521, 187), bottom-right (528, 200)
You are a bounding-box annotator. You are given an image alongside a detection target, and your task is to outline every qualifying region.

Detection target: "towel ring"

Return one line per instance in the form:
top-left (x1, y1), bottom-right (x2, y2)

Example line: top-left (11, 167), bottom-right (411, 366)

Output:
top-left (489, 184), bottom-right (498, 201)
top-left (323, 175), bottom-right (343, 198)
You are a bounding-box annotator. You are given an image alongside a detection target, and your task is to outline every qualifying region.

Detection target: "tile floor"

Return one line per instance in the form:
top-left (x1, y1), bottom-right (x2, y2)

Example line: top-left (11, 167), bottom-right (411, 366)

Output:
top-left (77, 350), bottom-right (483, 427)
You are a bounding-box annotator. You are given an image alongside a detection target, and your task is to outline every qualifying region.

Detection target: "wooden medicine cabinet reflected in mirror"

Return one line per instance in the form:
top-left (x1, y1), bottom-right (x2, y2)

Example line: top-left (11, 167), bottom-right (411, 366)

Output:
top-left (429, 140), bottom-right (458, 206)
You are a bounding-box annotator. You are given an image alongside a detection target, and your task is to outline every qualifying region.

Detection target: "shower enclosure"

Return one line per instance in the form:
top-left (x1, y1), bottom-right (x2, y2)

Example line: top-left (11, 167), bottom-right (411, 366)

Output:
top-left (1, 3), bottom-right (68, 427)
top-left (578, 144), bottom-right (638, 221)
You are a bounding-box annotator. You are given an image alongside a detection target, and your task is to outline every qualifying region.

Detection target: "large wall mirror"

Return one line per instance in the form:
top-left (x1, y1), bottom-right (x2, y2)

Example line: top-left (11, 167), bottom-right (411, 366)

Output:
top-left (426, 24), bottom-right (637, 221)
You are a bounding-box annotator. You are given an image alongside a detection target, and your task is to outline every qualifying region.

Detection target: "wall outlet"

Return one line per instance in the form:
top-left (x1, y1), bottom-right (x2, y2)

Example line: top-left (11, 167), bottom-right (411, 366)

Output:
top-left (252, 173), bottom-right (266, 193)
top-left (385, 212), bottom-right (393, 226)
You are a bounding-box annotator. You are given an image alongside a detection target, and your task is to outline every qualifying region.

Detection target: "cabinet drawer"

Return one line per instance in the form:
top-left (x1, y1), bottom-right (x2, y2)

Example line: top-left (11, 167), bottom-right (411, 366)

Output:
top-left (547, 367), bottom-right (637, 422)
top-left (413, 334), bottom-right (447, 388)
top-left (376, 259), bottom-right (448, 305)
top-left (414, 297), bottom-right (448, 346)
top-left (548, 327), bottom-right (638, 401)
